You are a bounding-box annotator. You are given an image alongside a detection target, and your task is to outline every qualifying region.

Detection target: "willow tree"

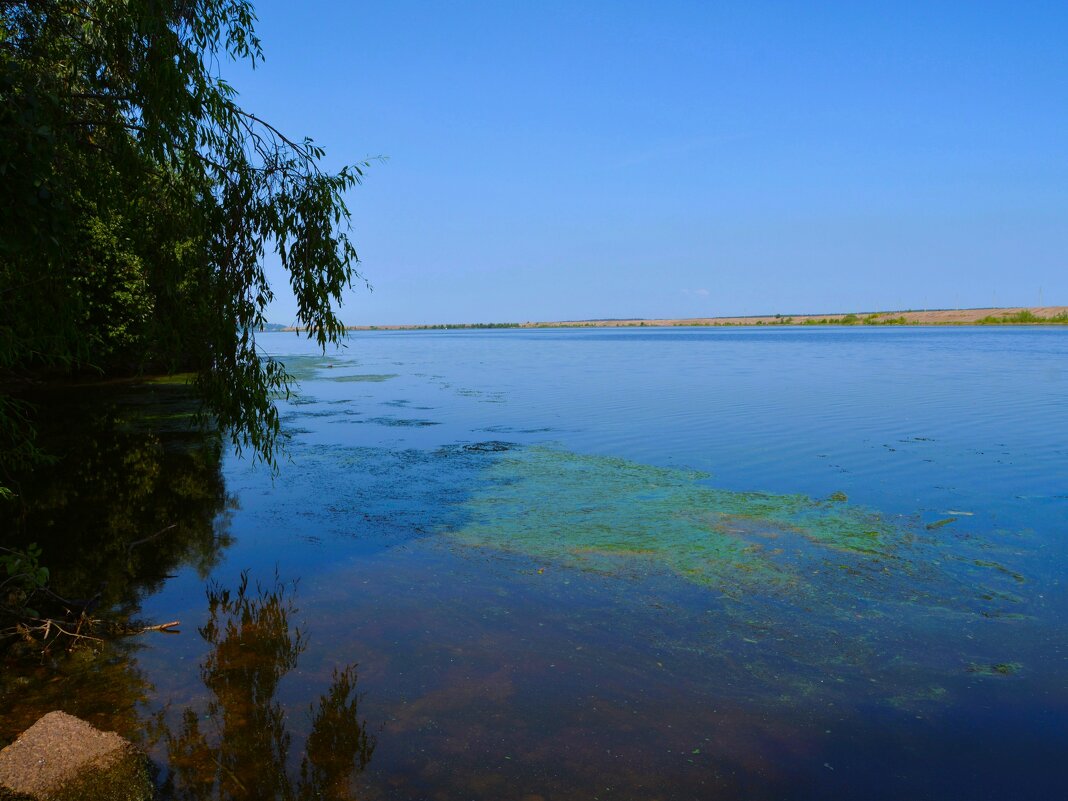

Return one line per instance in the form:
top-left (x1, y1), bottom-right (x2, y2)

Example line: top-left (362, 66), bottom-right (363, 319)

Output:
top-left (0, 0), bottom-right (366, 472)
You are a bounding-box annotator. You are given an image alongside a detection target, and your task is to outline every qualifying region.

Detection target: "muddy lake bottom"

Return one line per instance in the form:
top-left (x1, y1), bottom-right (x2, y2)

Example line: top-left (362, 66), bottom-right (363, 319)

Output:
top-left (2, 327), bottom-right (1067, 800)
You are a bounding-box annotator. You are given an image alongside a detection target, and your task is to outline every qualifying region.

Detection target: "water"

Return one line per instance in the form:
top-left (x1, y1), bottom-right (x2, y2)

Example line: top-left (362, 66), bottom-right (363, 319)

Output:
top-left (2, 326), bottom-right (1066, 800)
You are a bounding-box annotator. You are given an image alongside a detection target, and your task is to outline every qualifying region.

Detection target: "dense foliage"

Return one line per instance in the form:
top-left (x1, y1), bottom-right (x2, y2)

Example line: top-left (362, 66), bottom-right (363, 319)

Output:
top-left (0, 0), bottom-right (365, 475)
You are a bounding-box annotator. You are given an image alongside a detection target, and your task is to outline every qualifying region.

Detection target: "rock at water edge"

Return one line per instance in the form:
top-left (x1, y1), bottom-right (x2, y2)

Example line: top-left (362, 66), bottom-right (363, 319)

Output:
top-left (0, 710), bottom-right (151, 801)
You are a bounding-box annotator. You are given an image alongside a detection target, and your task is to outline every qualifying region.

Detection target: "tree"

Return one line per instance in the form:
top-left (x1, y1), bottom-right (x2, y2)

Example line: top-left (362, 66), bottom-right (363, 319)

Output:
top-left (0, 0), bottom-right (366, 473)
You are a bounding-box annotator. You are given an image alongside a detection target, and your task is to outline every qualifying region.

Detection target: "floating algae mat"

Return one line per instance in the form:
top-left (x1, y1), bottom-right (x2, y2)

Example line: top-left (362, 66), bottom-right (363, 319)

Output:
top-left (268, 352), bottom-right (399, 383)
top-left (442, 446), bottom-right (1040, 711)
top-left (448, 446), bottom-right (1028, 623)
top-left (452, 447), bottom-right (901, 583)
top-left (329, 373), bottom-right (399, 383)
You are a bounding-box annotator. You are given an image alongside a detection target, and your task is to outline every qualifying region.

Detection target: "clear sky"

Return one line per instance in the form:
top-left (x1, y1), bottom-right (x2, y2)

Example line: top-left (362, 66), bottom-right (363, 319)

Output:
top-left (224, 1), bottom-right (1068, 325)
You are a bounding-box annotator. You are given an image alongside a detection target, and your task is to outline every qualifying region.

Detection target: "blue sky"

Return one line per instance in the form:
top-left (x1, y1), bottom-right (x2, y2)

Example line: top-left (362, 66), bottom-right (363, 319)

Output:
top-left (225, 1), bottom-right (1068, 325)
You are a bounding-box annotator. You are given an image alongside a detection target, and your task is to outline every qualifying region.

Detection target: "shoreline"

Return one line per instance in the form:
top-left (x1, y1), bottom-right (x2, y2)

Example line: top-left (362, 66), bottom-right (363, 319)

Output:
top-left (276, 306), bottom-right (1068, 332)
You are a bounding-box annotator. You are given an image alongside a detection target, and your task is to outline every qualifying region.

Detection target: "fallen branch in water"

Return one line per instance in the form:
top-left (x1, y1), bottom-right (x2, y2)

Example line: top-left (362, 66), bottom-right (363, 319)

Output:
top-left (131, 620), bottom-right (181, 633)
top-left (97, 618), bottom-right (183, 636)
top-left (2, 539), bottom-right (182, 654)
top-left (1, 613), bottom-right (105, 650)
top-left (2, 612), bottom-right (183, 653)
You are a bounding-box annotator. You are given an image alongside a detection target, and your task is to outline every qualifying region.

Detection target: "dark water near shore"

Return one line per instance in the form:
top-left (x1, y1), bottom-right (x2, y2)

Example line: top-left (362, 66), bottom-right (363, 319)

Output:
top-left (3, 326), bottom-right (1067, 800)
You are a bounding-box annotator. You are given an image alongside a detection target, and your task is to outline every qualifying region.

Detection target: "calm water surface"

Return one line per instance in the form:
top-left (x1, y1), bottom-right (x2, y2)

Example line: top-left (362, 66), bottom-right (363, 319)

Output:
top-left (3, 326), bottom-right (1066, 800)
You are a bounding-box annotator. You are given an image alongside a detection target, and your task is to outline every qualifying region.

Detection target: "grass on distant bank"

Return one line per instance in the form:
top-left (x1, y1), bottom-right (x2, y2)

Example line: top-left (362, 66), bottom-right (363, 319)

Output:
top-left (799, 313), bottom-right (909, 326)
top-left (976, 310), bottom-right (1068, 325)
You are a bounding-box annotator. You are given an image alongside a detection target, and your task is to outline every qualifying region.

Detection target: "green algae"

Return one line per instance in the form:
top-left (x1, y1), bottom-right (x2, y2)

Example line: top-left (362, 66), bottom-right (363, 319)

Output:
top-left (887, 684), bottom-right (948, 712)
top-left (447, 447), bottom-right (907, 593)
top-left (971, 559), bottom-right (1025, 583)
top-left (966, 662), bottom-right (1023, 677)
top-left (329, 373), bottom-right (399, 382)
top-left (142, 372), bottom-right (195, 386)
top-left (441, 445), bottom-right (1040, 711)
top-left (272, 353), bottom-right (350, 382)
top-left (926, 516), bottom-right (958, 530)
top-left (363, 416), bottom-right (440, 427)
top-left (267, 353), bottom-right (399, 385)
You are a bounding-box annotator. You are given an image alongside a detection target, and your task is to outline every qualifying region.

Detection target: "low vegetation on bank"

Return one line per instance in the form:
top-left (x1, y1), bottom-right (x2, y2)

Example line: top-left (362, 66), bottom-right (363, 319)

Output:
top-left (282, 306), bottom-right (1068, 332)
top-left (975, 310), bottom-right (1068, 325)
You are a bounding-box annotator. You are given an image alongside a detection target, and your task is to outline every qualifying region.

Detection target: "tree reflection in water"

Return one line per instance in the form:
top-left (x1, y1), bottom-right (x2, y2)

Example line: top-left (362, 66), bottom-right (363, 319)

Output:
top-left (1, 382), bottom-right (233, 740)
top-left (157, 572), bottom-right (375, 801)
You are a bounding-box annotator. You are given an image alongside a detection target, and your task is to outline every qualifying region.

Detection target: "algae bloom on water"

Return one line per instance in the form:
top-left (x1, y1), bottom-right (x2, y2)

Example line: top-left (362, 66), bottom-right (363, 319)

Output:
top-left (445, 446), bottom-right (1031, 693)
top-left (440, 442), bottom-right (1025, 632)
top-left (447, 446), bottom-right (908, 597)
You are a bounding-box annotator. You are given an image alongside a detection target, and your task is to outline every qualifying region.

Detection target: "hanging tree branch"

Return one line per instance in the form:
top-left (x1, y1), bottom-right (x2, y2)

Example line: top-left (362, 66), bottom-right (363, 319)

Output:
top-left (1, 0), bottom-right (375, 469)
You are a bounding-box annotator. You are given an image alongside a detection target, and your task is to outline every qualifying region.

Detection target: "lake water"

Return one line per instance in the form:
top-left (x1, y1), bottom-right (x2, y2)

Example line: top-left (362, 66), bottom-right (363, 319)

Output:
top-left (2, 326), bottom-right (1066, 800)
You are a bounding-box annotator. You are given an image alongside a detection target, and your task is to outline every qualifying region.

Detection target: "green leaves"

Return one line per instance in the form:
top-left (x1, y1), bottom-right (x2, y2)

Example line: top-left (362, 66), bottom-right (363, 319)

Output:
top-left (1, 542), bottom-right (48, 586)
top-left (1, 0), bottom-right (368, 469)
top-left (1, 543), bottom-right (50, 618)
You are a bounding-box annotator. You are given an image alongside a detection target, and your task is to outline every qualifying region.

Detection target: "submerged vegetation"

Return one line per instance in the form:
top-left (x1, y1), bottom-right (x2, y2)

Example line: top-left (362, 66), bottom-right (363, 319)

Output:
top-left (441, 445), bottom-right (1034, 704)
top-left (449, 447), bottom-right (907, 591)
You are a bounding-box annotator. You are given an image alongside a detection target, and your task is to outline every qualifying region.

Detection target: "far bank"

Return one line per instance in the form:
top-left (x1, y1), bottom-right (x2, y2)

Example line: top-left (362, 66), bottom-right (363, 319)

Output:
top-left (276, 305), bottom-right (1068, 332)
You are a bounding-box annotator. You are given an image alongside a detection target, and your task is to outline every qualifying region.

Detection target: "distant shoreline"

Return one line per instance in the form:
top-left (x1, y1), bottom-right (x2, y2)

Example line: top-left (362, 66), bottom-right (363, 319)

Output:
top-left (271, 306), bottom-right (1068, 332)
